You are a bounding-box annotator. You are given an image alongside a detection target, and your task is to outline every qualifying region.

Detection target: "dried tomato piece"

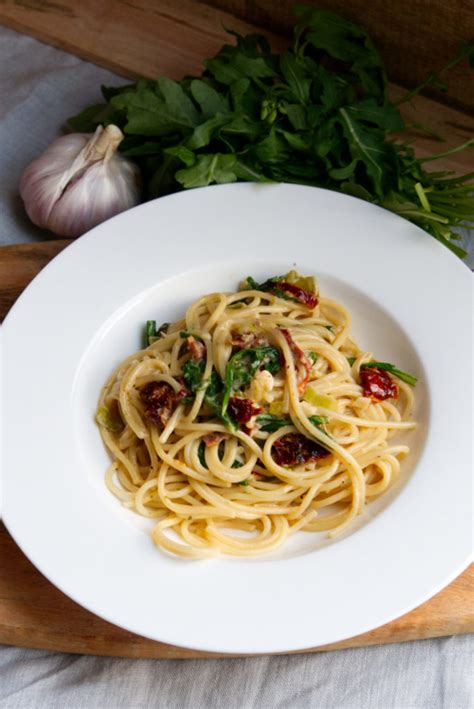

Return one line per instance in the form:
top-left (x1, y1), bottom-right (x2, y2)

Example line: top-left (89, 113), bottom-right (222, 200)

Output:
top-left (230, 330), bottom-right (267, 349)
top-left (274, 282), bottom-right (318, 309)
top-left (279, 328), bottom-right (311, 395)
top-left (187, 335), bottom-right (206, 361)
top-left (174, 375), bottom-right (189, 401)
top-left (140, 381), bottom-right (177, 427)
top-left (273, 433), bottom-right (330, 466)
top-left (360, 366), bottom-right (399, 401)
top-left (203, 432), bottom-right (228, 447)
top-left (228, 397), bottom-right (262, 424)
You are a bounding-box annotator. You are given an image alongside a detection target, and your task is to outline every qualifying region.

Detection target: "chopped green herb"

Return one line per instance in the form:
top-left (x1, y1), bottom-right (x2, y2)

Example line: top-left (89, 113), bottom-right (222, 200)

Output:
top-left (256, 413), bottom-right (291, 432)
top-left (325, 325), bottom-right (334, 332)
top-left (145, 321), bottom-right (169, 346)
top-left (308, 352), bottom-right (318, 364)
top-left (145, 320), bottom-right (156, 347)
top-left (182, 358), bottom-right (206, 394)
top-left (232, 460), bottom-right (243, 468)
top-left (308, 414), bottom-right (332, 437)
top-left (347, 357), bottom-right (357, 366)
top-left (238, 479), bottom-right (249, 486)
top-left (183, 360), bottom-right (236, 429)
top-left (308, 415), bottom-right (329, 426)
top-left (205, 371), bottom-right (235, 429)
top-left (180, 330), bottom-right (204, 341)
top-left (362, 361), bottom-right (418, 386)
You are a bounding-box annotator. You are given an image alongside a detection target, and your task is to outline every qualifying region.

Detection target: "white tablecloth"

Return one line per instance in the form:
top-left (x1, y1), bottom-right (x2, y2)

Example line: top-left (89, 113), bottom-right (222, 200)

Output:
top-left (0, 25), bottom-right (472, 708)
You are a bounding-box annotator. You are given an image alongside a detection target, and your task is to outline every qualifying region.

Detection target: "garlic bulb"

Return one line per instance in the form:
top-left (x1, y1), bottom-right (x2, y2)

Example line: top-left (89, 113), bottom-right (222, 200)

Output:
top-left (20, 125), bottom-right (141, 238)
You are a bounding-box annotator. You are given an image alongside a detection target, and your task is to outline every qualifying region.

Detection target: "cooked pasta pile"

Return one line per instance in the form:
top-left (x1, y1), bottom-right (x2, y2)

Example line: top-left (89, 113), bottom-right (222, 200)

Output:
top-left (96, 272), bottom-right (417, 558)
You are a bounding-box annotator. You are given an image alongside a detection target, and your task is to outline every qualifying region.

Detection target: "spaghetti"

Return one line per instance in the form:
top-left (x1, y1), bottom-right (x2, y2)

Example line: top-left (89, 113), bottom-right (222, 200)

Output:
top-left (96, 271), bottom-right (417, 558)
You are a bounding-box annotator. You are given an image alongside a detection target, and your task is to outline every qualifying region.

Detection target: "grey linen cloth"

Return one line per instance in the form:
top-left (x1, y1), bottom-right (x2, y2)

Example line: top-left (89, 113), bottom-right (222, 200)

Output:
top-left (0, 25), bottom-right (472, 709)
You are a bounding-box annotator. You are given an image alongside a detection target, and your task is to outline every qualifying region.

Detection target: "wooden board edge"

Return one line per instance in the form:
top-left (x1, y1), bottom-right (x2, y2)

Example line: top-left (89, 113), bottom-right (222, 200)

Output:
top-left (0, 556), bottom-right (471, 659)
top-left (2, 620), bottom-right (472, 660)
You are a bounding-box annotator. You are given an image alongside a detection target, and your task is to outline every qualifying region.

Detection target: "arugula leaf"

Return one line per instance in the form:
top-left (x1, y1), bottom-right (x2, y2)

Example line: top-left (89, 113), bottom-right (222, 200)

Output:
top-left (308, 415), bottom-right (329, 426)
top-left (257, 411), bottom-right (331, 438)
top-left (282, 131), bottom-right (308, 152)
top-left (204, 370), bottom-right (235, 430)
top-left (204, 59), bottom-right (244, 85)
top-left (308, 414), bottom-right (332, 438)
top-left (220, 113), bottom-right (263, 140)
top-left (182, 361), bottom-right (235, 429)
top-left (145, 320), bottom-right (170, 346)
top-left (182, 359), bottom-right (206, 394)
top-left (180, 330), bottom-right (204, 341)
top-left (176, 154), bottom-right (238, 188)
top-left (280, 51), bottom-right (311, 104)
top-left (256, 413), bottom-right (291, 432)
top-left (190, 79), bottom-right (230, 117)
top-left (164, 145), bottom-right (196, 167)
top-left (230, 78), bottom-right (251, 109)
top-left (205, 48), bottom-right (275, 86)
top-left (68, 103), bottom-right (111, 132)
top-left (362, 361), bottom-right (418, 386)
top-left (344, 99), bottom-right (405, 132)
top-left (186, 115), bottom-right (231, 150)
top-left (254, 128), bottom-right (290, 164)
top-left (145, 320), bottom-right (156, 347)
top-left (285, 103), bottom-right (307, 131)
top-left (295, 7), bottom-right (386, 98)
top-left (338, 109), bottom-right (388, 197)
top-left (112, 77), bottom-right (205, 139)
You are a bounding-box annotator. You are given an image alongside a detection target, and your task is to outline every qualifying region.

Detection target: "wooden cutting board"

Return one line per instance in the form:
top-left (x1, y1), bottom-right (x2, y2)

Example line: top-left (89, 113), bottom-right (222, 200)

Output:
top-left (0, 0), bottom-right (473, 659)
top-left (0, 242), bottom-right (473, 658)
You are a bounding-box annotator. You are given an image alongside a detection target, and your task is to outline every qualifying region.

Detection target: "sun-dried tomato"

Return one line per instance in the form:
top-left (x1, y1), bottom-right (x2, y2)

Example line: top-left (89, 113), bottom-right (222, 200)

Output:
top-left (140, 382), bottom-right (177, 426)
top-left (273, 433), bottom-right (330, 466)
top-left (360, 367), bottom-right (399, 401)
top-left (173, 375), bottom-right (189, 401)
top-left (230, 330), bottom-right (267, 349)
top-left (273, 282), bottom-right (318, 309)
top-left (279, 328), bottom-right (311, 394)
top-left (187, 335), bottom-right (206, 361)
top-left (228, 397), bottom-right (262, 424)
top-left (203, 432), bottom-right (228, 447)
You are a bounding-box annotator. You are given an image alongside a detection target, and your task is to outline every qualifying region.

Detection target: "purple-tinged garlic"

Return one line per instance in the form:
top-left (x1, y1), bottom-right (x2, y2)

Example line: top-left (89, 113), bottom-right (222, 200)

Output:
top-left (20, 125), bottom-right (141, 238)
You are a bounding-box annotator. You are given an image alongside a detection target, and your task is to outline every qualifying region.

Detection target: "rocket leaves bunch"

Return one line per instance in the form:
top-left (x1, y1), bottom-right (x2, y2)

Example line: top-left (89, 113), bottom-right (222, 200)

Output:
top-left (70, 6), bottom-right (474, 257)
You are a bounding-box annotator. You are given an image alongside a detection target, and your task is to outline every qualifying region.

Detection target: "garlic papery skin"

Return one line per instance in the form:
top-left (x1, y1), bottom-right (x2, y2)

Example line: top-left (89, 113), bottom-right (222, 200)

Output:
top-left (20, 125), bottom-right (141, 238)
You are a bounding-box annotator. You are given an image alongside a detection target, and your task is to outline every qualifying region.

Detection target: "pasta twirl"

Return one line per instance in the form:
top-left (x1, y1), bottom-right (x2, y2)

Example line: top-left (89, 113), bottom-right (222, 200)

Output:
top-left (97, 272), bottom-right (417, 558)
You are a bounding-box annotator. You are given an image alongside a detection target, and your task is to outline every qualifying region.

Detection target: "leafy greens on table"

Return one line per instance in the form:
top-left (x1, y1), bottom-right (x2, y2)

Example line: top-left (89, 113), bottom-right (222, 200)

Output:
top-left (70, 6), bottom-right (473, 257)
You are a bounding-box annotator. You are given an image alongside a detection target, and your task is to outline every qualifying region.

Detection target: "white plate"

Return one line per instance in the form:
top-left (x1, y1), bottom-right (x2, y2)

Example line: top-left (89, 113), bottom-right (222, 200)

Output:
top-left (2, 183), bottom-right (472, 654)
